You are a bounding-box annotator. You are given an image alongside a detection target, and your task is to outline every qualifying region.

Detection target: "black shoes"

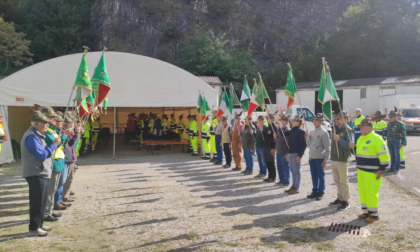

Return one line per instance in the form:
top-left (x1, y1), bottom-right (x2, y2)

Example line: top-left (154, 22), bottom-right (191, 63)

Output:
top-left (214, 161), bottom-right (222, 165)
top-left (330, 199), bottom-right (343, 205)
top-left (337, 201), bottom-right (350, 211)
top-left (307, 192), bottom-right (318, 199)
top-left (52, 212), bottom-right (62, 218)
top-left (223, 164), bottom-right (231, 168)
top-left (263, 178), bottom-right (275, 183)
top-left (316, 193), bottom-right (324, 201)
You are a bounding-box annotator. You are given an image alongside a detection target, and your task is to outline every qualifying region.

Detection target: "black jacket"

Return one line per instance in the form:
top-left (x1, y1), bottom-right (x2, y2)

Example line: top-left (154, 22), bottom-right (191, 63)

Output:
top-left (287, 126), bottom-right (306, 157)
top-left (263, 123), bottom-right (277, 149)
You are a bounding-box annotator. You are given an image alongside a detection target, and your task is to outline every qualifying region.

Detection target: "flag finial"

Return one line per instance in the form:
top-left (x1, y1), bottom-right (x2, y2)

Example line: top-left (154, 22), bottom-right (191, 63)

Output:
top-left (103, 46), bottom-right (107, 51)
top-left (82, 46), bottom-right (90, 52)
top-left (287, 62), bottom-right (291, 68)
top-left (321, 57), bottom-right (326, 65)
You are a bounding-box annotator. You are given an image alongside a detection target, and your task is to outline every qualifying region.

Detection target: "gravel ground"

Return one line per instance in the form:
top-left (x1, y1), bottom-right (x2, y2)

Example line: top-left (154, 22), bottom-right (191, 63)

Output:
top-left (1, 140), bottom-right (420, 252)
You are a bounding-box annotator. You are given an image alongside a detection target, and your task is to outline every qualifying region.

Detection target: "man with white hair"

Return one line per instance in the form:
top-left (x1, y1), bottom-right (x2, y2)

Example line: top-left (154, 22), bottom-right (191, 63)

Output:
top-left (22, 111), bottom-right (61, 236)
top-left (353, 108), bottom-right (365, 157)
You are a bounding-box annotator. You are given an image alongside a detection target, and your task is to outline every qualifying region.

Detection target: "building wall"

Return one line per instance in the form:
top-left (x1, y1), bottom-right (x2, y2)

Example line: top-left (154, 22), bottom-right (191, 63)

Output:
top-left (343, 89), bottom-right (360, 116)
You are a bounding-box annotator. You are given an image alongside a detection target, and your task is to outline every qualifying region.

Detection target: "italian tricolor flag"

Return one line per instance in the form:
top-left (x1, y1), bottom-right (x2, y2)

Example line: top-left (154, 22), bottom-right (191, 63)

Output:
top-left (216, 91), bottom-right (229, 118)
top-left (240, 76), bottom-right (251, 111)
top-left (247, 79), bottom-right (264, 117)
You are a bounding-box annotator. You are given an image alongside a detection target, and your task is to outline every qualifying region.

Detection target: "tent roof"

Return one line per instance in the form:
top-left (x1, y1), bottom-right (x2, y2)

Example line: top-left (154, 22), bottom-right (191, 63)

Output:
top-left (0, 52), bottom-right (217, 107)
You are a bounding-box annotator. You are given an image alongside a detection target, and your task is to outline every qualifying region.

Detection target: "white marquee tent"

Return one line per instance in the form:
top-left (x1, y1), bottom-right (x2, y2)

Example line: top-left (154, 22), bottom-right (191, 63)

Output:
top-left (0, 52), bottom-right (218, 163)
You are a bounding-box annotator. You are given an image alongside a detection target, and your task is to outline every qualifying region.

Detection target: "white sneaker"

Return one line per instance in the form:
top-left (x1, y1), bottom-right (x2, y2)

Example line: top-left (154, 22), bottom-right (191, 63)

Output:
top-left (28, 228), bottom-right (48, 237)
top-left (41, 226), bottom-right (52, 231)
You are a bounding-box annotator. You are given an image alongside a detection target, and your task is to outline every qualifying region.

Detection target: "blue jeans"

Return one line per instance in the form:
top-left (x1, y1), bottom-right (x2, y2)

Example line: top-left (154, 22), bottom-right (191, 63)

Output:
top-left (55, 163), bottom-right (69, 204)
top-left (288, 153), bottom-right (301, 189)
top-left (387, 140), bottom-right (400, 171)
top-left (309, 159), bottom-right (325, 194)
top-left (243, 148), bottom-right (254, 172)
top-left (256, 148), bottom-right (267, 175)
top-left (215, 135), bottom-right (223, 162)
top-left (276, 153), bottom-right (290, 184)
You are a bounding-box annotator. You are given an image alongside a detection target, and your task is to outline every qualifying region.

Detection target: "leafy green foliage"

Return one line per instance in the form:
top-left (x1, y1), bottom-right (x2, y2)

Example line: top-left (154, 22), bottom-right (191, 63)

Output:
top-left (206, 0), bottom-right (235, 17)
top-left (0, 18), bottom-right (32, 75)
top-left (178, 30), bottom-right (256, 86)
top-left (17, 0), bottom-right (95, 63)
top-left (293, 0), bottom-right (420, 82)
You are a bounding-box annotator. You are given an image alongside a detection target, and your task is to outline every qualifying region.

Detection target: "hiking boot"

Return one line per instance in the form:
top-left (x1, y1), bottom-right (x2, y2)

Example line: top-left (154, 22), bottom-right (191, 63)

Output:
top-left (243, 170), bottom-right (253, 175)
top-left (307, 192), bottom-right (318, 199)
top-left (337, 201), bottom-right (350, 211)
top-left (254, 174), bottom-right (266, 179)
top-left (209, 158), bottom-right (216, 162)
top-left (223, 164), bottom-right (231, 169)
top-left (365, 216), bottom-right (379, 223)
top-left (231, 167), bottom-right (241, 171)
top-left (41, 226), bottom-right (52, 231)
top-left (358, 213), bottom-right (369, 219)
top-left (28, 228), bottom-right (48, 237)
top-left (329, 199), bottom-right (343, 205)
top-left (316, 193), bottom-right (324, 201)
top-left (285, 186), bottom-right (295, 193)
top-left (202, 157), bottom-right (210, 160)
top-left (276, 182), bottom-right (289, 188)
top-left (288, 187), bottom-right (299, 195)
top-left (263, 178), bottom-right (275, 183)
top-left (214, 161), bottom-right (222, 165)
top-left (43, 215), bottom-right (58, 222)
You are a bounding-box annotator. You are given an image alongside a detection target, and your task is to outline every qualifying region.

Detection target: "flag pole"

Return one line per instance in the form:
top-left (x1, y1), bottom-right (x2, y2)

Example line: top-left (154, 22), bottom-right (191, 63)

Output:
top-left (322, 58), bottom-right (339, 157)
top-left (324, 60), bottom-right (354, 153)
top-left (257, 72), bottom-right (288, 148)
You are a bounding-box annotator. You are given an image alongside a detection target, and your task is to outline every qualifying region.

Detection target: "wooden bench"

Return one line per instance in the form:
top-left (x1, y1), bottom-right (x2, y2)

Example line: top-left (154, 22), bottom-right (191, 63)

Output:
top-left (129, 139), bottom-right (190, 154)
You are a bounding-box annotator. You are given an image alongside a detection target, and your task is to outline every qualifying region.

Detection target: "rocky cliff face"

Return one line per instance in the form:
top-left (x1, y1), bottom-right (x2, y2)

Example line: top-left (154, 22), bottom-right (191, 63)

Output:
top-left (90, 0), bottom-right (358, 67)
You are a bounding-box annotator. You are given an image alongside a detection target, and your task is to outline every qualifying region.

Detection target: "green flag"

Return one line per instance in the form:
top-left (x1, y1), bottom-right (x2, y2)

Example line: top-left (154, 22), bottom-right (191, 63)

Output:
top-left (74, 52), bottom-right (92, 101)
top-left (284, 65), bottom-right (296, 109)
top-left (201, 95), bottom-right (210, 120)
top-left (240, 76), bottom-right (251, 111)
top-left (318, 66), bottom-right (339, 121)
top-left (229, 84), bottom-right (241, 114)
top-left (197, 93), bottom-right (203, 114)
top-left (256, 78), bottom-right (265, 111)
top-left (91, 52), bottom-right (111, 107)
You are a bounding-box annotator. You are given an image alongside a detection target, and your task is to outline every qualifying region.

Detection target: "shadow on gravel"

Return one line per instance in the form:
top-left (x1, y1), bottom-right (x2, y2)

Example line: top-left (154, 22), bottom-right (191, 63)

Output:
top-left (0, 232), bottom-right (28, 242)
top-left (106, 217), bottom-right (178, 230)
top-left (259, 218), bottom-right (369, 245)
top-left (120, 197), bottom-right (163, 205)
top-left (102, 192), bottom-right (156, 200)
top-left (103, 209), bottom-right (143, 217)
top-left (0, 220), bottom-right (27, 230)
top-left (119, 179), bottom-right (148, 184)
top-left (0, 202), bottom-right (28, 210)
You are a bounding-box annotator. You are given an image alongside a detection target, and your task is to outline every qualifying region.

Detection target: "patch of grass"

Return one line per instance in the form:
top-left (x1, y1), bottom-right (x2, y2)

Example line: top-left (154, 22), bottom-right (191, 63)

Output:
top-left (259, 239), bottom-right (287, 249)
top-left (137, 230), bottom-right (146, 235)
top-left (107, 230), bottom-right (115, 235)
top-left (393, 233), bottom-right (404, 242)
top-left (222, 241), bottom-right (239, 247)
top-left (314, 241), bottom-right (334, 251)
top-left (187, 231), bottom-right (198, 240)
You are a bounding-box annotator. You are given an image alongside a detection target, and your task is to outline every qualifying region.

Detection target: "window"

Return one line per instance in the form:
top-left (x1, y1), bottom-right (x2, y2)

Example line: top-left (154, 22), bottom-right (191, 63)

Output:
top-left (360, 88), bottom-right (366, 98)
top-left (403, 109), bottom-right (420, 117)
top-left (297, 108), bottom-right (314, 121)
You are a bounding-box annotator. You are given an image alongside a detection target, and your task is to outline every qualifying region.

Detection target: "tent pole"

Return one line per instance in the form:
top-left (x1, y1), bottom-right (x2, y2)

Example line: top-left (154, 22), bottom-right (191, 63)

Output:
top-left (113, 106), bottom-right (116, 160)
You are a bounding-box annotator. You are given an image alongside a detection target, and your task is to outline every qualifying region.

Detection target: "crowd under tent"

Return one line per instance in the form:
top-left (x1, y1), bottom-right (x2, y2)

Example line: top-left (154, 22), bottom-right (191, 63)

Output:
top-left (0, 52), bottom-right (218, 163)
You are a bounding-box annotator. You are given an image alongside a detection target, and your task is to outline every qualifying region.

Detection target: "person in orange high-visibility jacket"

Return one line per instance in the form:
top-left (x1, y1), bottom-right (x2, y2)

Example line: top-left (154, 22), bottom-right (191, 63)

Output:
top-left (350, 118), bottom-right (389, 223)
top-left (0, 114), bottom-right (8, 161)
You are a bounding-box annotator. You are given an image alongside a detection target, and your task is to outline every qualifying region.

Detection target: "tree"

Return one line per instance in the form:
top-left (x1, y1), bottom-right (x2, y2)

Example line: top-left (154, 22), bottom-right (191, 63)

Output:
top-left (292, 0), bottom-right (420, 82)
top-left (0, 17), bottom-right (32, 74)
top-left (178, 30), bottom-right (256, 86)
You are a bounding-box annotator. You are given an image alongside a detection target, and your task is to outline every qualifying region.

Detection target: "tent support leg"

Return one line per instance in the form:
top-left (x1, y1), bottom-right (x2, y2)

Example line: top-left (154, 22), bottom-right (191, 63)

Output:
top-left (112, 107), bottom-right (116, 160)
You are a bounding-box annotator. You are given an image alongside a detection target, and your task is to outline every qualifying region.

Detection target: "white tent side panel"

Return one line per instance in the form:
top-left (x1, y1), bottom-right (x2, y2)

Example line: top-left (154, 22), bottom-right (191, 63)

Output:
top-left (0, 52), bottom-right (218, 108)
top-left (0, 106), bottom-right (15, 164)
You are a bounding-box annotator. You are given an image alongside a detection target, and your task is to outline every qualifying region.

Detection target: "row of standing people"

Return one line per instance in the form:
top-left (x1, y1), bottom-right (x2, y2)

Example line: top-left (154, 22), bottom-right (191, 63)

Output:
top-left (21, 107), bottom-right (85, 237)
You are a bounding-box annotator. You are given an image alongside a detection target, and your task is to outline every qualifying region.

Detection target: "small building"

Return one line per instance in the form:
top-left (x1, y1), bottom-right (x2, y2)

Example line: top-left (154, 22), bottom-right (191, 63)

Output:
top-left (276, 75), bottom-right (420, 116)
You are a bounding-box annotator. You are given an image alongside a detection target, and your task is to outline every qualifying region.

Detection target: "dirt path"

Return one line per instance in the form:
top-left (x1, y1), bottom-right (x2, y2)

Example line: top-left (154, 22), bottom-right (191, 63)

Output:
top-left (1, 149), bottom-right (420, 252)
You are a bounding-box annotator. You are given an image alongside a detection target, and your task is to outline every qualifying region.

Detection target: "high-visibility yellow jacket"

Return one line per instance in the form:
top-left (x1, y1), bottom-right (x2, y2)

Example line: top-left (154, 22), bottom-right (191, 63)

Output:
top-left (0, 123), bottom-right (6, 144)
top-left (83, 122), bottom-right (90, 138)
top-left (47, 127), bottom-right (65, 159)
top-left (91, 120), bottom-right (101, 133)
top-left (373, 120), bottom-right (387, 139)
top-left (177, 119), bottom-right (184, 132)
top-left (354, 115), bottom-right (365, 135)
top-left (202, 121), bottom-right (211, 140)
top-left (356, 131), bottom-right (390, 173)
top-left (190, 120), bottom-right (198, 137)
top-left (148, 119), bottom-right (154, 132)
top-left (162, 119), bottom-right (168, 133)
top-left (170, 118), bottom-right (177, 131)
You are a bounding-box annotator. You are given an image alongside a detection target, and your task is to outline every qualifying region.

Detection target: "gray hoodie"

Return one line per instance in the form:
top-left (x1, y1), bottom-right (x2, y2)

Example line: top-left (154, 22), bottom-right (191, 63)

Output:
top-left (306, 126), bottom-right (330, 162)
